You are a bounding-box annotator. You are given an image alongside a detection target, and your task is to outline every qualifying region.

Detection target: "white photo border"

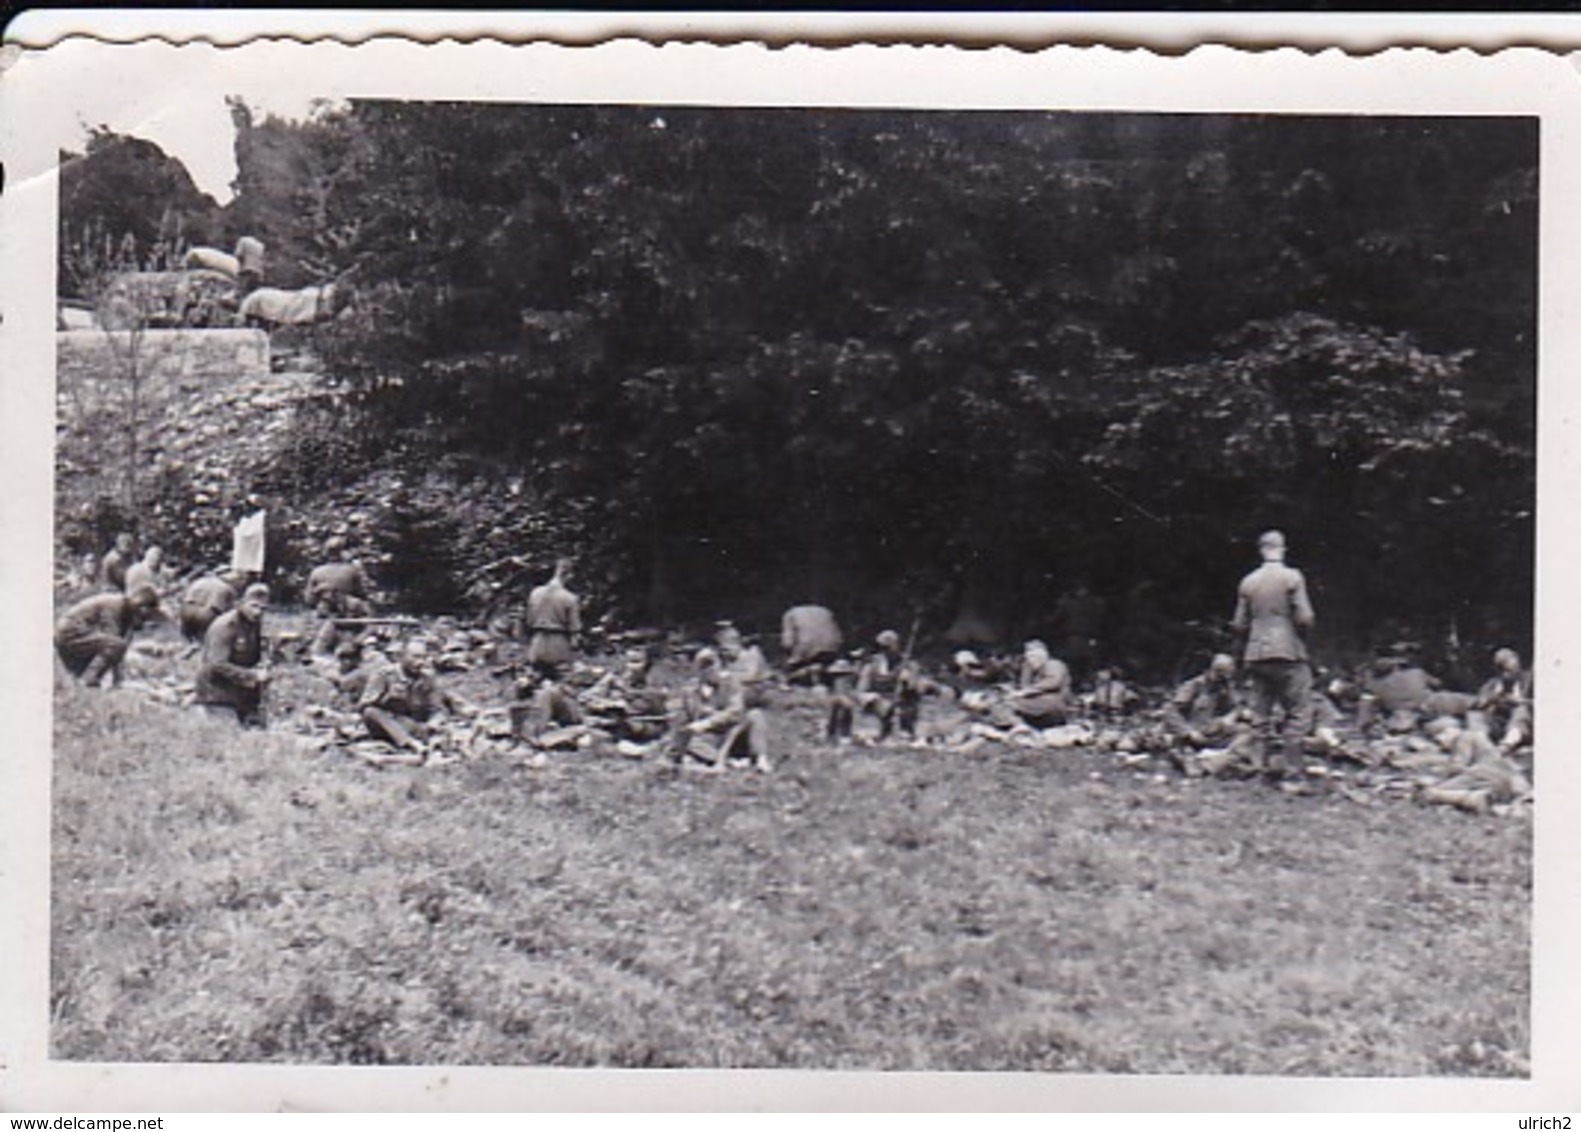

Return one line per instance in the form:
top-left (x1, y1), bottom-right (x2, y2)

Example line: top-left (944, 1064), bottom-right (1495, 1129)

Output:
top-left (2, 20), bottom-right (1577, 1113)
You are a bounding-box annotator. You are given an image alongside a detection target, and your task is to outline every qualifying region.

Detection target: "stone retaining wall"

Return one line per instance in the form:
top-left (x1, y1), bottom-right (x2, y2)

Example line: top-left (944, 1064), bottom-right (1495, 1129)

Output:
top-left (57, 329), bottom-right (271, 393)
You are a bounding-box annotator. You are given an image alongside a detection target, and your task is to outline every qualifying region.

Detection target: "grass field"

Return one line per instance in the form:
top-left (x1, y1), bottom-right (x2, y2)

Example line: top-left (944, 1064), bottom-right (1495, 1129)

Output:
top-left (50, 652), bottom-right (1531, 1075)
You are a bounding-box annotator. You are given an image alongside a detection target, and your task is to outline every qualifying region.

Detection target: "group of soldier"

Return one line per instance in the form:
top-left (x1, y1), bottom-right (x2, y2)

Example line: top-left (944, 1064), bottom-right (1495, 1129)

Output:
top-left (53, 528), bottom-right (1535, 810)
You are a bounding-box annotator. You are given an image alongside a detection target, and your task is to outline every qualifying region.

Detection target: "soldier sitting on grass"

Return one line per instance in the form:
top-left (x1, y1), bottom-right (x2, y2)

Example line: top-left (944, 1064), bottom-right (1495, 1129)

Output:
top-left (825, 651), bottom-right (861, 745)
top-left (1004, 639), bottom-right (1073, 730)
top-left (670, 647), bottom-right (772, 772)
top-left (781, 603), bottom-right (844, 686)
top-left (580, 648), bottom-right (669, 746)
top-left (1163, 654), bottom-right (1246, 746)
top-left (1087, 666), bottom-right (1141, 723)
top-left (856, 629), bottom-right (923, 743)
top-left (359, 639), bottom-right (473, 760)
top-left (1475, 647), bottom-right (1533, 754)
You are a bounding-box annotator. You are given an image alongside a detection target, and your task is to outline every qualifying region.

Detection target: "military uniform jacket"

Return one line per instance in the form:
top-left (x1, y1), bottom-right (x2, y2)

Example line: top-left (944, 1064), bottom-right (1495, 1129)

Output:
top-left (98, 548), bottom-right (130, 592)
top-left (1476, 670), bottom-right (1532, 712)
top-left (305, 562), bottom-right (371, 606)
top-left (124, 562), bottom-right (162, 597)
top-left (1232, 561), bottom-right (1314, 663)
top-left (781, 605), bottom-right (843, 661)
top-left (360, 662), bottom-right (451, 722)
top-left (197, 609), bottom-right (263, 708)
top-left (182, 575), bottom-right (237, 616)
top-left (1170, 671), bottom-right (1241, 723)
top-left (526, 581), bottom-right (581, 635)
top-left (56, 593), bottom-right (137, 646)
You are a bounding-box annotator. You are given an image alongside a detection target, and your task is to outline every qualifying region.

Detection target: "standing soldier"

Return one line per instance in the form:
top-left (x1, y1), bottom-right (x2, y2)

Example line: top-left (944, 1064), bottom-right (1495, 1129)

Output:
top-left (1231, 529), bottom-right (1316, 775)
top-left (196, 583), bottom-right (272, 727)
top-left (54, 585), bottom-right (160, 687)
top-left (525, 558), bottom-right (582, 680)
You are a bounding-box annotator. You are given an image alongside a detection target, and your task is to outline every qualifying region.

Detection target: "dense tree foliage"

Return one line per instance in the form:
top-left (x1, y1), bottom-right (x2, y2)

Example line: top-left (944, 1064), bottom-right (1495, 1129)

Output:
top-left (57, 129), bottom-right (222, 296)
top-left (57, 105), bottom-right (1537, 674)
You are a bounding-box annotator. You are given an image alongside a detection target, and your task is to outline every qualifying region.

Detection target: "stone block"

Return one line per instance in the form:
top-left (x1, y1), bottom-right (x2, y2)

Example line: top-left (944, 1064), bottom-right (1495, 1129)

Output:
top-left (56, 329), bottom-right (271, 393)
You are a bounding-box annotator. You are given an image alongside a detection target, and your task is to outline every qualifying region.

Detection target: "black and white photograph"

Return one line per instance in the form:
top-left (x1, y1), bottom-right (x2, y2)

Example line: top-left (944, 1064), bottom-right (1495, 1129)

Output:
top-left (3, 29), bottom-right (1579, 1112)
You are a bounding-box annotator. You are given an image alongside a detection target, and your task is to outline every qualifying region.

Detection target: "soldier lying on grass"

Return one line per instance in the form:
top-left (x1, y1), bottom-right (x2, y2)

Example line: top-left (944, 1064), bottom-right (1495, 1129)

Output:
top-left (1415, 713), bottom-right (1533, 815)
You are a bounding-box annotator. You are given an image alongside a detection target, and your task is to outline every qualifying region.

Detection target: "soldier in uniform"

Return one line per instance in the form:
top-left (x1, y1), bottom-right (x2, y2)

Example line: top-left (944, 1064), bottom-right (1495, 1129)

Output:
top-left (781, 604), bottom-right (844, 684)
top-left (857, 629), bottom-right (922, 742)
top-left (717, 622), bottom-right (771, 706)
top-left (1476, 647), bottom-right (1534, 752)
top-left (360, 639), bottom-right (472, 756)
top-left (1163, 653), bottom-right (1246, 745)
top-left (824, 652), bottom-right (861, 744)
top-left (304, 540), bottom-right (375, 616)
top-left (124, 545), bottom-right (166, 599)
top-left (581, 648), bottom-right (669, 744)
top-left (179, 571), bottom-right (240, 643)
top-left (1419, 712), bottom-right (1533, 814)
top-left (97, 532), bottom-right (136, 592)
top-left (54, 585), bottom-right (160, 687)
top-left (1357, 643), bottom-right (1445, 734)
top-left (1088, 666), bottom-right (1140, 723)
top-left (525, 558), bottom-right (581, 681)
top-left (1004, 639), bottom-right (1073, 729)
top-left (196, 583), bottom-right (272, 727)
top-left (671, 647), bottom-right (772, 771)
top-left (1231, 529), bottom-right (1316, 773)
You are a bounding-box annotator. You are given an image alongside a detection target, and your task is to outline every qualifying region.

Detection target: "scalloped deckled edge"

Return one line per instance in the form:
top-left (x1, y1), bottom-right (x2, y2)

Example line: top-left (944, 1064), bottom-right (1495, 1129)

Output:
top-left (7, 12), bottom-right (1581, 56)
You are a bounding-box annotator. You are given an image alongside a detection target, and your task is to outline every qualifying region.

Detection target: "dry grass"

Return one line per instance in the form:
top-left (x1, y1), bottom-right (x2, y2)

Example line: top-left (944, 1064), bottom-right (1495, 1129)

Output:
top-left (51, 654), bottom-right (1530, 1074)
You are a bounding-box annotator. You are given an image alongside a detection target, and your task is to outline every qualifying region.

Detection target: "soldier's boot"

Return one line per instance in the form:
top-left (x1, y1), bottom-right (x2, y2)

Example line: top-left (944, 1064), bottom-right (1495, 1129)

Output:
top-left (1263, 741), bottom-right (1291, 781)
top-left (80, 648), bottom-right (122, 689)
top-left (897, 700), bottom-right (920, 741)
top-left (827, 702), bottom-right (853, 743)
top-left (1236, 731), bottom-right (1268, 776)
top-left (1423, 786), bottom-right (1489, 815)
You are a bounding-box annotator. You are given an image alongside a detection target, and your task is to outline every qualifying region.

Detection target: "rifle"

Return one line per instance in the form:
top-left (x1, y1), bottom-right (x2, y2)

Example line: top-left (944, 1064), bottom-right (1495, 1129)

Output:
top-left (898, 611), bottom-right (924, 691)
top-left (329, 616), bottom-right (423, 629)
top-left (901, 611), bottom-right (922, 664)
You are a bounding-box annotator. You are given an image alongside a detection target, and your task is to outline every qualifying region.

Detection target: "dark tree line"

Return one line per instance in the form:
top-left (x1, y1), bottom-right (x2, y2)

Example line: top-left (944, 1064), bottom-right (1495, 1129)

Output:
top-left (58, 104), bottom-right (1536, 677)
